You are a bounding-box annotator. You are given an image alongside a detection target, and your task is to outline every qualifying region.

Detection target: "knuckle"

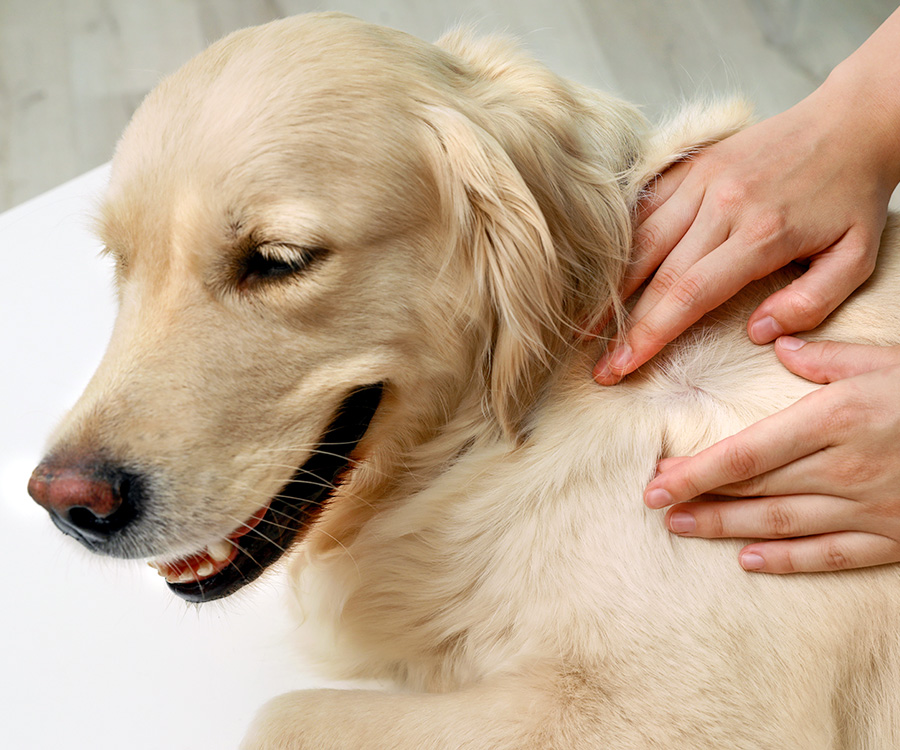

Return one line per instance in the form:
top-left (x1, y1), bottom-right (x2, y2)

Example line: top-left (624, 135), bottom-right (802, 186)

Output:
top-left (703, 506), bottom-right (727, 538)
top-left (847, 247), bottom-right (877, 280)
top-left (712, 179), bottom-right (749, 213)
top-left (784, 287), bottom-right (825, 325)
top-left (722, 440), bottom-right (761, 481)
top-left (823, 387), bottom-right (871, 437)
top-left (780, 548), bottom-right (798, 574)
top-left (764, 500), bottom-right (795, 538)
top-left (634, 221), bottom-right (665, 256)
top-left (744, 210), bottom-right (788, 246)
top-left (726, 475), bottom-right (764, 496)
top-left (648, 264), bottom-right (682, 296)
top-left (666, 272), bottom-right (706, 312)
top-left (814, 350), bottom-right (857, 387)
top-left (821, 393), bottom-right (860, 436)
top-left (712, 508), bottom-right (728, 538)
top-left (826, 460), bottom-right (855, 488)
top-left (822, 540), bottom-right (853, 571)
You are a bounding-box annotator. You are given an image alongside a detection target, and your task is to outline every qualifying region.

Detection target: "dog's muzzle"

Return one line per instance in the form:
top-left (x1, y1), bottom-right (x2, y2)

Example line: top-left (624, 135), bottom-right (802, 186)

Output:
top-left (27, 384), bottom-right (383, 602)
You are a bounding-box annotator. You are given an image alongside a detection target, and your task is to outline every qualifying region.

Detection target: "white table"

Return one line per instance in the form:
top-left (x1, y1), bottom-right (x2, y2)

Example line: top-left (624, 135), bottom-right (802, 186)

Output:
top-left (0, 166), bottom-right (323, 750)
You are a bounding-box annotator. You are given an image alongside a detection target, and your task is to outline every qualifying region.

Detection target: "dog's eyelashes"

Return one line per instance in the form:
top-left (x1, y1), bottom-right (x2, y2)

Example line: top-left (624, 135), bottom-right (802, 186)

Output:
top-left (239, 244), bottom-right (327, 286)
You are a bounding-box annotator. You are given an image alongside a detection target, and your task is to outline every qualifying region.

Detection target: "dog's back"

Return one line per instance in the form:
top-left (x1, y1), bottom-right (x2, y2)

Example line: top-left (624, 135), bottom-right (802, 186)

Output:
top-left (289, 230), bottom-right (900, 748)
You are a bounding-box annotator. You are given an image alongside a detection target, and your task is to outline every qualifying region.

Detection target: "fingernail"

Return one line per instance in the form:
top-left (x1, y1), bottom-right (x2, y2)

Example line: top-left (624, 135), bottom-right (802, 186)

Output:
top-left (777, 335), bottom-right (806, 351)
top-left (748, 316), bottom-right (784, 344)
top-left (645, 488), bottom-right (674, 508)
top-left (608, 343), bottom-right (633, 373)
top-left (740, 551), bottom-right (765, 571)
top-left (667, 512), bottom-right (695, 534)
top-left (594, 355), bottom-right (614, 383)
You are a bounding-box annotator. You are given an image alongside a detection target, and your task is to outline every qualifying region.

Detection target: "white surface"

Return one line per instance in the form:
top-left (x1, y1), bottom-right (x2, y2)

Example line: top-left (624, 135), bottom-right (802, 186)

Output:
top-left (0, 166), bottom-right (321, 750)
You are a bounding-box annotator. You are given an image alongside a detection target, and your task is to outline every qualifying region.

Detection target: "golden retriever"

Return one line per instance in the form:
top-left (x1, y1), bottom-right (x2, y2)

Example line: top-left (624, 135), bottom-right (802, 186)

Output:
top-left (27, 13), bottom-right (900, 749)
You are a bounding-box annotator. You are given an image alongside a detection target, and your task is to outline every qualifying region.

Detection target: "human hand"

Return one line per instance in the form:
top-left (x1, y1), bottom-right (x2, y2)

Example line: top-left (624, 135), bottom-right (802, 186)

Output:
top-left (594, 69), bottom-right (900, 385)
top-left (644, 337), bottom-right (900, 573)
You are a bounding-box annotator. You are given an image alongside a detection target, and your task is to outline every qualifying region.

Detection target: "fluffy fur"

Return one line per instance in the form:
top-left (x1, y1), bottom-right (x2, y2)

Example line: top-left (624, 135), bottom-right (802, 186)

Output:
top-left (38, 14), bottom-right (900, 749)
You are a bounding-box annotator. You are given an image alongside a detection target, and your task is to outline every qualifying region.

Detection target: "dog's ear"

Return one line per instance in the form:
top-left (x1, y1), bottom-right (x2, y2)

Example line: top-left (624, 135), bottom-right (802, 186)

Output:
top-left (421, 105), bottom-right (566, 439)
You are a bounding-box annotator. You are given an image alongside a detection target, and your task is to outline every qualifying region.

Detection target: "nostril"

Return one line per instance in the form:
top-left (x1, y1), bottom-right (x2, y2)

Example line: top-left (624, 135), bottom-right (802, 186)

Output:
top-left (68, 506), bottom-right (103, 528)
top-left (65, 500), bottom-right (136, 535)
top-left (28, 462), bottom-right (142, 542)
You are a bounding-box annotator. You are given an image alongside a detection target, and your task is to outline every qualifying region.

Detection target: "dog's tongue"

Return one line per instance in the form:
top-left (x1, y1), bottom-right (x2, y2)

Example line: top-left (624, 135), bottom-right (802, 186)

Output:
top-left (147, 503), bottom-right (269, 584)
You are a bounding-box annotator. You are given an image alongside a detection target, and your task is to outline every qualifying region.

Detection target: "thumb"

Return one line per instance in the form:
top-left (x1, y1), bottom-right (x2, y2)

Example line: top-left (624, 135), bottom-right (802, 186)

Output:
top-left (747, 232), bottom-right (876, 344)
top-left (775, 337), bottom-right (900, 383)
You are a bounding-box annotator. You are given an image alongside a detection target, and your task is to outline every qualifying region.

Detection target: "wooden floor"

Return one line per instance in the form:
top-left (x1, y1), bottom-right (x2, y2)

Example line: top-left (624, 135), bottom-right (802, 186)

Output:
top-left (0, 0), bottom-right (896, 211)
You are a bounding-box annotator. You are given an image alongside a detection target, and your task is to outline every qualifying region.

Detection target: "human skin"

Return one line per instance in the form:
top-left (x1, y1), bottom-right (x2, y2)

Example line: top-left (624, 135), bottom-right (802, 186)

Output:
top-left (646, 337), bottom-right (900, 573)
top-left (595, 7), bottom-right (900, 572)
top-left (595, 7), bottom-right (900, 385)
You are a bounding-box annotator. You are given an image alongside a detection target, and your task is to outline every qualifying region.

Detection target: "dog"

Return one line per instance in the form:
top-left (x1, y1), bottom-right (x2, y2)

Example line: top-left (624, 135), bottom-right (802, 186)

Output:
top-left (27, 13), bottom-right (900, 749)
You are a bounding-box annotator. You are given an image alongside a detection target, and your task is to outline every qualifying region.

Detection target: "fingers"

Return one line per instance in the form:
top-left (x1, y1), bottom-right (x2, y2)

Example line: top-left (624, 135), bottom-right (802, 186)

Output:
top-left (665, 496), bottom-right (900, 573)
top-left (623, 165), bottom-right (699, 301)
top-left (633, 160), bottom-right (692, 226)
top-left (602, 222), bottom-right (880, 385)
top-left (664, 494), bottom-right (859, 540)
top-left (747, 231), bottom-right (877, 343)
top-left (737, 532), bottom-right (900, 573)
top-left (596, 226), bottom-right (794, 384)
top-left (656, 455), bottom-right (821, 501)
top-left (644, 390), bottom-right (829, 508)
top-left (625, 221), bottom-right (730, 326)
top-left (774, 336), bottom-right (900, 383)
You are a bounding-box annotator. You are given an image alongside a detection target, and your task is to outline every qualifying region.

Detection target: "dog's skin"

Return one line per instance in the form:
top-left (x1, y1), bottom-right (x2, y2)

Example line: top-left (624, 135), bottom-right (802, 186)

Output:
top-left (27, 13), bottom-right (900, 749)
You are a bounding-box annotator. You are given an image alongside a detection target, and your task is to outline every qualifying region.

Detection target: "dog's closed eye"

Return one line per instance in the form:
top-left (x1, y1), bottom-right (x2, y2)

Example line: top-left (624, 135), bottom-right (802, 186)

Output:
top-left (239, 243), bottom-right (328, 287)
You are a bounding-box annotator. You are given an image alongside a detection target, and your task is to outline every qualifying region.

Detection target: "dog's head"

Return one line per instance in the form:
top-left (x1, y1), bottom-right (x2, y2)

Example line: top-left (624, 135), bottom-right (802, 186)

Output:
top-left (28, 14), bottom-right (646, 601)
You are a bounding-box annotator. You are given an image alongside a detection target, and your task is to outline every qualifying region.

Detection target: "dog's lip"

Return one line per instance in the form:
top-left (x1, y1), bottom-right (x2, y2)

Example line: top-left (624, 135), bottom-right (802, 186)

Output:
top-left (157, 384), bottom-right (383, 603)
top-left (147, 502), bottom-right (270, 584)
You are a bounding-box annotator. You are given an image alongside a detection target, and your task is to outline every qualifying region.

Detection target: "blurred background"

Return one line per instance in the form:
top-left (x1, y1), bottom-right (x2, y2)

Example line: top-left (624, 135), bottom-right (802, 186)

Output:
top-left (1, 0), bottom-right (897, 212)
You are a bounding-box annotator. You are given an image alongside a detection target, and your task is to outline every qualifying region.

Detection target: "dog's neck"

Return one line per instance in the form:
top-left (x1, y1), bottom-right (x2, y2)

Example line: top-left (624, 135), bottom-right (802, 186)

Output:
top-left (304, 371), bottom-right (503, 557)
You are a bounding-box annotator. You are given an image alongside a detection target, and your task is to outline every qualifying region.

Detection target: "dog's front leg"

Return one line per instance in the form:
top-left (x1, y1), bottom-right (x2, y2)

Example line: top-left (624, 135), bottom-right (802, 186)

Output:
top-left (240, 674), bottom-right (565, 750)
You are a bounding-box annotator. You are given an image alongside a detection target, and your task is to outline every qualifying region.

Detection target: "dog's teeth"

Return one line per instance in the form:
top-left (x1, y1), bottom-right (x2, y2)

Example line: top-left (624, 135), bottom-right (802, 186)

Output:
top-left (167, 569), bottom-right (196, 584)
top-left (148, 561), bottom-right (169, 577)
top-left (196, 561), bottom-right (214, 577)
top-left (207, 539), bottom-right (233, 563)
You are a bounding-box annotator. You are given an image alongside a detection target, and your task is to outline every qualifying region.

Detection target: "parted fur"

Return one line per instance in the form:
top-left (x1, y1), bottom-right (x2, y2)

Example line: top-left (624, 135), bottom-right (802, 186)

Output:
top-left (40, 14), bottom-right (900, 749)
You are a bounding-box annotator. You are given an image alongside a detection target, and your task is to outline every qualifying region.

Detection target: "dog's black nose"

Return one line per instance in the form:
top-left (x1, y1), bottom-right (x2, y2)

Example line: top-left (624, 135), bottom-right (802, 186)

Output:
top-left (28, 462), bottom-right (140, 544)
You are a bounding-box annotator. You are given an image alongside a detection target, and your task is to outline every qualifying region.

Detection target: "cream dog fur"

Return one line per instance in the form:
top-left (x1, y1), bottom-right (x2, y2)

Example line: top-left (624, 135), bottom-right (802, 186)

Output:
top-left (28, 13), bottom-right (900, 749)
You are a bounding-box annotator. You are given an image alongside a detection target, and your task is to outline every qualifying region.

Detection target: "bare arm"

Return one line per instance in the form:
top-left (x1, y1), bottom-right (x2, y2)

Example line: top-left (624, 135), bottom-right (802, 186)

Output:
top-left (595, 7), bottom-right (900, 384)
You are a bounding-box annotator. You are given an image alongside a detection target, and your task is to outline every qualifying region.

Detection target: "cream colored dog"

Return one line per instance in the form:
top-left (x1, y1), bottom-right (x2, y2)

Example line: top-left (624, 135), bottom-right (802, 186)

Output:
top-left (28, 13), bottom-right (900, 749)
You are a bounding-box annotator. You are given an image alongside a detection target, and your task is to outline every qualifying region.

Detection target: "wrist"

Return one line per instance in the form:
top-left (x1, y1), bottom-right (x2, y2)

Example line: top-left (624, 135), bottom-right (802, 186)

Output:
top-left (820, 18), bottom-right (900, 189)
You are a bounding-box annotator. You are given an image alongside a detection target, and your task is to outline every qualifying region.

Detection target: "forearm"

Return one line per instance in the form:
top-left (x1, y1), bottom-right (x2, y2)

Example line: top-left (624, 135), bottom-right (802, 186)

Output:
top-left (819, 6), bottom-right (900, 188)
top-left (596, 8), bottom-right (900, 382)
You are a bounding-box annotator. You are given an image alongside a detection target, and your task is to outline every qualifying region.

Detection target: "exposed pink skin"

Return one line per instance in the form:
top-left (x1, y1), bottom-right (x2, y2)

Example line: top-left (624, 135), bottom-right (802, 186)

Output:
top-left (28, 465), bottom-right (119, 517)
top-left (152, 544), bottom-right (239, 581)
top-left (229, 502), bottom-right (269, 541)
top-left (150, 500), bottom-right (273, 581)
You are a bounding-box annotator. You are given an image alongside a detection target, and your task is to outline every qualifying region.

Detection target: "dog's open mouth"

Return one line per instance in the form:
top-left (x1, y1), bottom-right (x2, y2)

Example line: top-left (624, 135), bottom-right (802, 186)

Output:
top-left (149, 384), bottom-right (382, 603)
